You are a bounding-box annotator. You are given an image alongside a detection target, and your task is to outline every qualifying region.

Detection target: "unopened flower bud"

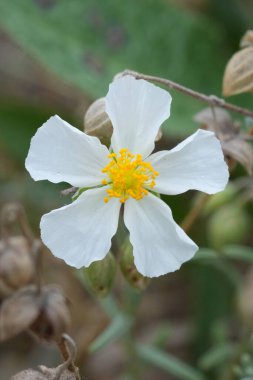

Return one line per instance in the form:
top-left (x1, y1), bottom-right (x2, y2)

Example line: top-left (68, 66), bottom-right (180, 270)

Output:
top-left (84, 252), bottom-right (116, 297)
top-left (203, 184), bottom-right (237, 215)
top-left (30, 286), bottom-right (71, 341)
top-left (84, 98), bottom-right (113, 147)
top-left (120, 243), bottom-right (149, 291)
top-left (0, 236), bottom-right (35, 298)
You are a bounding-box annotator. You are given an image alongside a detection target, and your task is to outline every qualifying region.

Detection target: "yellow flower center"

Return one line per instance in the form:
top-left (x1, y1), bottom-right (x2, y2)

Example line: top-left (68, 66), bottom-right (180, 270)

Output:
top-left (101, 148), bottom-right (159, 203)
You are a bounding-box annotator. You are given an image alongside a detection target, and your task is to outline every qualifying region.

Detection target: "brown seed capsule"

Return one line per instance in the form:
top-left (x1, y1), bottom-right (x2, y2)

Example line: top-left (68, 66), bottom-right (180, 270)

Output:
top-left (0, 285), bottom-right (71, 342)
top-left (120, 242), bottom-right (150, 291)
top-left (223, 46), bottom-right (253, 96)
top-left (0, 236), bottom-right (35, 298)
top-left (240, 30), bottom-right (253, 48)
top-left (84, 98), bottom-right (113, 147)
top-left (11, 369), bottom-right (45, 380)
top-left (30, 286), bottom-right (71, 341)
top-left (11, 367), bottom-right (76, 379)
top-left (84, 91), bottom-right (162, 146)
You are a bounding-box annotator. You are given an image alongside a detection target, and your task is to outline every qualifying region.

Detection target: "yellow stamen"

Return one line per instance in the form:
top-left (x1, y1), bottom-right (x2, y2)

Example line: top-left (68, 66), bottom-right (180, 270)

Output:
top-left (101, 148), bottom-right (159, 203)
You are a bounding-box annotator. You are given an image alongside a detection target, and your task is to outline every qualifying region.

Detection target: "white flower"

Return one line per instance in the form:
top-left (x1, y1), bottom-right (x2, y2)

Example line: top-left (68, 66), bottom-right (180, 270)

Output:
top-left (25, 76), bottom-right (229, 277)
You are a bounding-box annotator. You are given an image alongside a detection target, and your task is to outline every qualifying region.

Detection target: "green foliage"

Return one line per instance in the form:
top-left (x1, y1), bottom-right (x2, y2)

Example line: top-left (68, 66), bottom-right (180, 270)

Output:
top-left (0, 0), bottom-right (231, 136)
top-left (136, 344), bottom-right (206, 380)
top-left (89, 313), bottom-right (132, 353)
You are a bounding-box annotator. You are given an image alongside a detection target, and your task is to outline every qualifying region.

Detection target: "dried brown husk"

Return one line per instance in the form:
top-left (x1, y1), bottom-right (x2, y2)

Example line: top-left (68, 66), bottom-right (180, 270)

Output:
top-left (84, 95), bottom-right (162, 146)
top-left (11, 366), bottom-right (76, 379)
top-left (0, 236), bottom-right (35, 297)
top-left (223, 45), bottom-right (253, 96)
top-left (240, 30), bottom-right (253, 48)
top-left (84, 97), bottom-right (113, 146)
top-left (30, 286), bottom-right (71, 341)
top-left (0, 285), bottom-right (70, 342)
top-left (194, 107), bottom-right (253, 174)
top-left (0, 285), bottom-right (40, 341)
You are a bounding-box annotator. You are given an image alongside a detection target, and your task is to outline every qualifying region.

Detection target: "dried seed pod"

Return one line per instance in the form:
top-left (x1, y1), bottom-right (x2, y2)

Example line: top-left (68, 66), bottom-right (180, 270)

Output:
top-left (84, 252), bottom-right (116, 297)
top-left (84, 93), bottom-right (162, 145)
top-left (0, 236), bottom-right (35, 297)
top-left (0, 285), bottom-right (70, 342)
top-left (223, 46), bottom-right (253, 96)
top-left (84, 98), bottom-right (113, 147)
top-left (12, 334), bottom-right (80, 379)
top-left (0, 285), bottom-right (40, 341)
top-left (11, 369), bottom-right (45, 380)
top-left (30, 286), bottom-right (71, 341)
top-left (240, 30), bottom-right (253, 48)
top-left (11, 366), bottom-right (76, 379)
top-left (194, 107), bottom-right (253, 175)
top-left (120, 243), bottom-right (150, 290)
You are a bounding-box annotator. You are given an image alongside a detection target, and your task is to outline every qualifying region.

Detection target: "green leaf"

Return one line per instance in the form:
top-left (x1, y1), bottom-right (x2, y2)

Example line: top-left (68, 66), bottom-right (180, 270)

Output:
top-left (136, 344), bottom-right (206, 380)
top-left (198, 342), bottom-right (236, 370)
top-left (222, 245), bottom-right (253, 263)
top-left (0, 0), bottom-right (231, 136)
top-left (89, 313), bottom-right (132, 353)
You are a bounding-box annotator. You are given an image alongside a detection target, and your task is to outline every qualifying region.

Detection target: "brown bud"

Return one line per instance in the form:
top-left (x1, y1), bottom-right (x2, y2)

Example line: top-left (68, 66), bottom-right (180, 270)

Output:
top-left (30, 286), bottom-right (71, 341)
top-left (120, 242), bottom-right (150, 291)
top-left (0, 285), bottom-right (70, 342)
top-left (0, 236), bottom-right (35, 297)
top-left (84, 98), bottom-right (113, 147)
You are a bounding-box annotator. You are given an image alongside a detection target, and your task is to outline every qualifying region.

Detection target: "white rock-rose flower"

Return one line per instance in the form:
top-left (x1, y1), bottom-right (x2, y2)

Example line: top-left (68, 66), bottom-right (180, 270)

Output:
top-left (25, 76), bottom-right (229, 277)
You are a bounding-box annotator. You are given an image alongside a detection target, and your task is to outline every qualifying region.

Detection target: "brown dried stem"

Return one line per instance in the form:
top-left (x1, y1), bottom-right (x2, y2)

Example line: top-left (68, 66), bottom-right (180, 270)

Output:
top-left (122, 70), bottom-right (253, 118)
top-left (57, 334), bottom-right (81, 380)
top-left (181, 194), bottom-right (210, 233)
top-left (0, 203), bottom-right (34, 246)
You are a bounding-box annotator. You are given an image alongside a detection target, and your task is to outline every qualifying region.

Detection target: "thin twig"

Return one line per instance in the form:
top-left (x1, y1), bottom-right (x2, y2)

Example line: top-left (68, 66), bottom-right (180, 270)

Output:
top-left (181, 194), bottom-right (210, 233)
top-left (0, 203), bottom-right (34, 246)
top-left (57, 334), bottom-right (81, 380)
top-left (122, 70), bottom-right (253, 118)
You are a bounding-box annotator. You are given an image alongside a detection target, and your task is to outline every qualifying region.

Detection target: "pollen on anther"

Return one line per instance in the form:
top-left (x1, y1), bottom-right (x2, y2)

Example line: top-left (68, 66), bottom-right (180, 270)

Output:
top-left (101, 148), bottom-right (159, 204)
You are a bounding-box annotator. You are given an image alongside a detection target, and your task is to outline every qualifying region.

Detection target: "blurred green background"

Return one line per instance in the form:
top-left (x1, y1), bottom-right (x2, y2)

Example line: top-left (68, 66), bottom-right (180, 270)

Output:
top-left (1, 1), bottom-right (253, 379)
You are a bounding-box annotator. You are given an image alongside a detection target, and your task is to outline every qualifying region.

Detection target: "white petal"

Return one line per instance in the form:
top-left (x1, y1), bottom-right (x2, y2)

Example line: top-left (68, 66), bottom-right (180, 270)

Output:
top-left (147, 129), bottom-right (229, 195)
top-left (25, 115), bottom-right (110, 187)
top-left (105, 76), bottom-right (172, 158)
top-left (40, 187), bottom-right (121, 268)
top-left (124, 193), bottom-right (198, 277)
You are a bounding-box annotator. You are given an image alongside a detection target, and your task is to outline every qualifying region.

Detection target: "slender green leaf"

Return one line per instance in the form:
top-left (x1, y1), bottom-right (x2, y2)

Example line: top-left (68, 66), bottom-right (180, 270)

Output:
top-left (199, 342), bottom-right (236, 370)
top-left (136, 344), bottom-right (206, 380)
top-left (222, 245), bottom-right (253, 263)
top-left (89, 313), bottom-right (132, 353)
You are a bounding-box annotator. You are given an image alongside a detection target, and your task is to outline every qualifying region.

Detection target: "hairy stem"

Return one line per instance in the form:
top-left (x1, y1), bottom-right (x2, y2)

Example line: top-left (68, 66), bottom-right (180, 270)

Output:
top-left (123, 70), bottom-right (253, 118)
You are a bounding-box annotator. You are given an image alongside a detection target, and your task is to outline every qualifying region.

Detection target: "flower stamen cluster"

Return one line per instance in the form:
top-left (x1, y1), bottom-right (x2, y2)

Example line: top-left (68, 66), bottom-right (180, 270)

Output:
top-left (101, 148), bottom-right (159, 203)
